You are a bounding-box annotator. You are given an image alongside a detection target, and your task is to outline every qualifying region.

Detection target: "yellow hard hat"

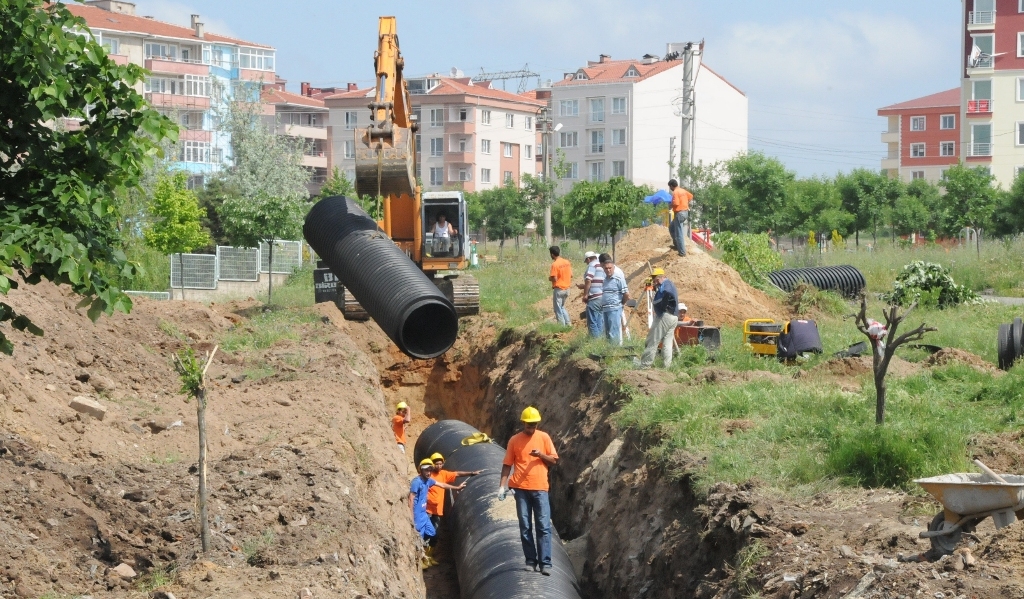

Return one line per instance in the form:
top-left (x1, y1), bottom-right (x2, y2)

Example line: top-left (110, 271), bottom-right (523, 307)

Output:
top-left (521, 406), bottom-right (542, 423)
top-left (651, 268), bottom-right (665, 277)
top-left (430, 453), bottom-right (444, 462)
top-left (418, 458), bottom-right (434, 469)
top-left (396, 402), bottom-right (408, 411)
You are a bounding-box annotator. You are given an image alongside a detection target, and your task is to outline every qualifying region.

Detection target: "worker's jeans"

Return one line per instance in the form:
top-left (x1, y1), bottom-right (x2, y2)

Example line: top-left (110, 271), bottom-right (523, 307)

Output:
top-left (640, 312), bottom-right (679, 367)
top-left (585, 300), bottom-right (604, 338)
top-left (602, 307), bottom-right (623, 345)
top-left (552, 289), bottom-right (570, 325)
top-left (513, 489), bottom-right (552, 567)
top-left (671, 210), bottom-right (689, 256)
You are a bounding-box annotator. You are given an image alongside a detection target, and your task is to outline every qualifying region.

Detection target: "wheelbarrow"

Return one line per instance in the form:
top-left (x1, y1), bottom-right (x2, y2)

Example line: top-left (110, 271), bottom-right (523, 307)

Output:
top-left (915, 460), bottom-right (1024, 555)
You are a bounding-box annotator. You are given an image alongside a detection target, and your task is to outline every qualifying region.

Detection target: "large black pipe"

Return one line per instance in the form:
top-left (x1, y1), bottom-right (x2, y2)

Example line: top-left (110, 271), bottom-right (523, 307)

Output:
top-left (416, 420), bottom-right (582, 599)
top-left (768, 265), bottom-right (866, 298)
top-left (303, 196), bottom-right (458, 359)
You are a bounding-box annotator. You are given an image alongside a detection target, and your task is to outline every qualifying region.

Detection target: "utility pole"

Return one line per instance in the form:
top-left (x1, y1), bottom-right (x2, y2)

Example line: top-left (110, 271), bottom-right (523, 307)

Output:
top-left (668, 136), bottom-right (677, 181)
top-left (538, 107), bottom-right (553, 247)
top-left (678, 41), bottom-right (703, 184)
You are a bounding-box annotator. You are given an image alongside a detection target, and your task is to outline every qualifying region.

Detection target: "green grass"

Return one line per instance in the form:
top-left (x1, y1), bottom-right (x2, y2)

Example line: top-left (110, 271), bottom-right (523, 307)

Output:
top-left (242, 529), bottom-right (276, 566)
top-left (136, 565), bottom-right (175, 592)
top-left (261, 263), bottom-right (315, 308)
top-left (219, 307), bottom-right (320, 353)
top-left (474, 244), bottom-right (561, 328)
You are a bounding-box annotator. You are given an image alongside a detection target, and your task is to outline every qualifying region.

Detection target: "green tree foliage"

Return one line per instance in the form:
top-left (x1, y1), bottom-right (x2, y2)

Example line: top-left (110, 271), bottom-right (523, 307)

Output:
top-left (319, 166), bottom-right (356, 198)
top-left (835, 169), bottom-right (903, 246)
top-left (714, 232), bottom-right (783, 290)
top-left (785, 178), bottom-right (854, 237)
top-left (992, 172), bottom-right (1024, 236)
top-left (477, 182), bottom-right (537, 259)
top-left (940, 163), bottom-right (997, 251)
top-left (561, 177), bottom-right (651, 256)
top-left (0, 0), bottom-right (176, 354)
top-left (678, 156), bottom-right (727, 229)
top-left (883, 261), bottom-right (980, 309)
top-left (725, 152), bottom-right (795, 236)
top-left (195, 176), bottom-right (239, 248)
top-left (144, 172), bottom-right (211, 300)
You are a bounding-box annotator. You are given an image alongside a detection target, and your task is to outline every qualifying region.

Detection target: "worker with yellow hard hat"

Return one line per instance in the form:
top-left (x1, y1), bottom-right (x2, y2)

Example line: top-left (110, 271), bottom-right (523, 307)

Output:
top-left (410, 457), bottom-right (464, 569)
top-left (392, 402), bottom-right (410, 453)
top-left (637, 266), bottom-right (680, 369)
top-left (498, 406), bottom-right (560, 575)
top-left (426, 452), bottom-right (483, 548)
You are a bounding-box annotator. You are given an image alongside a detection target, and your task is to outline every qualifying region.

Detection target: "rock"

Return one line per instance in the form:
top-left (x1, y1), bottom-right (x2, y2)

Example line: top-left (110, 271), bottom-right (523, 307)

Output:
top-left (151, 592), bottom-right (177, 599)
top-left (269, 571), bottom-right (280, 580)
top-left (231, 374), bottom-right (246, 384)
top-left (123, 490), bottom-right (151, 502)
top-left (111, 563), bottom-right (136, 579)
top-left (45, 384), bottom-right (56, 392)
top-left (959, 548), bottom-right (976, 567)
top-left (90, 375), bottom-right (116, 394)
top-left (203, 571), bottom-right (214, 582)
top-left (838, 545), bottom-right (856, 559)
top-left (145, 419), bottom-right (176, 434)
top-left (69, 396), bottom-right (107, 421)
top-left (274, 397), bottom-right (293, 407)
top-left (75, 351), bottom-right (94, 367)
top-left (298, 589), bottom-right (312, 599)
top-left (71, 421), bottom-right (86, 435)
top-left (783, 521), bottom-right (809, 535)
top-left (45, 518), bottom-right (60, 528)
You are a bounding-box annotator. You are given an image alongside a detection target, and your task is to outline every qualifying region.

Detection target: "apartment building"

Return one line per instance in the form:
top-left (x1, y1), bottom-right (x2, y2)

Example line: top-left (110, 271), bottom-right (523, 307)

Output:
top-left (261, 79), bottom-right (331, 194)
top-left (877, 89), bottom-right (961, 183)
top-left (548, 48), bottom-right (748, 193)
top-left (69, 0), bottom-right (278, 187)
top-left (324, 75), bottom-right (545, 191)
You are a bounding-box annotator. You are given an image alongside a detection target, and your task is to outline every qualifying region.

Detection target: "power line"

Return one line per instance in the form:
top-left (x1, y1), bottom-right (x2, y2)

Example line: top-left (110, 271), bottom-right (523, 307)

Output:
top-left (473, 64), bottom-right (539, 93)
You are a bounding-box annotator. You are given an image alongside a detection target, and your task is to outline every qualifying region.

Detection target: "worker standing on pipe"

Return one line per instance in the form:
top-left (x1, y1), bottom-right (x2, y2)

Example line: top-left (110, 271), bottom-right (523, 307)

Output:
top-left (411, 458), bottom-right (464, 569)
top-left (549, 246), bottom-right (573, 326)
top-left (393, 402), bottom-right (410, 453)
top-left (427, 452), bottom-right (482, 541)
top-left (669, 179), bottom-right (693, 257)
top-left (498, 406), bottom-right (560, 575)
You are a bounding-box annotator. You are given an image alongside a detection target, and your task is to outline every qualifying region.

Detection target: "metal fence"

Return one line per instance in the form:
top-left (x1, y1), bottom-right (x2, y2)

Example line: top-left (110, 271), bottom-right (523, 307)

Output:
top-left (260, 240), bottom-right (303, 274)
top-left (125, 290), bottom-right (171, 301)
top-left (170, 253), bottom-right (218, 290)
top-left (216, 246), bottom-right (260, 281)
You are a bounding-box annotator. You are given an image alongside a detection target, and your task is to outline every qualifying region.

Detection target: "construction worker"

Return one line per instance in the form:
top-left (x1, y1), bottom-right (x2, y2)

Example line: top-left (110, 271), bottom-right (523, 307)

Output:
top-left (549, 245), bottom-right (572, 326)
top-left (669, 179), bottom-right (693, 257)
top-left (637, 268), bottom-right (679, 368)
top-left (598, 253), bottom-right (630, 345)
top-left (498, 407), bottom-right (559, 575)
top-left (578, 251), bottom-right (602, 337)
top-left (410, 458), bottom-right (464, 569)
top-left (427, 452), bottom-right (482, 532)
top-left (393, 402), bottom-right (410, 453)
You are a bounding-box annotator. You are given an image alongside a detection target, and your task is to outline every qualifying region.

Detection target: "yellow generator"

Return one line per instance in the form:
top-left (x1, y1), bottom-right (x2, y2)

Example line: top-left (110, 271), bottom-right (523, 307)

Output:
top-left (743, 319), bottom-right (785, 356)
top-left (744, 318), bottom-right (822, 360)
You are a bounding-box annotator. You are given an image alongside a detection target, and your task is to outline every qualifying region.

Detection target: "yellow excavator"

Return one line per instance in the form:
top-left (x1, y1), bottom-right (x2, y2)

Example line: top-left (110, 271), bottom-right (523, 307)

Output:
top-left (340, 16), bottom-right (479, 319)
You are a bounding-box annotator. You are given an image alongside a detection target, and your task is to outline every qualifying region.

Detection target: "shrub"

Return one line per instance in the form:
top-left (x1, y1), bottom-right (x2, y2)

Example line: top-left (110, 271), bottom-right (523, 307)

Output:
top-left (825, 421), bottom-right (962, 489)
top-left (715, 232), bottom-right (783, 290)
top-left (786, 282), bottom-right (847, 316)
top-left (883, 261), bottom-right (981, 309)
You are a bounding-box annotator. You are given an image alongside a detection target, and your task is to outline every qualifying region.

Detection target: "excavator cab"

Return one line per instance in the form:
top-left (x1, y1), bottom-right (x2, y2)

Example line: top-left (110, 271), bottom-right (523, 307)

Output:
top-left (422, 192), bottom-right (468, 263)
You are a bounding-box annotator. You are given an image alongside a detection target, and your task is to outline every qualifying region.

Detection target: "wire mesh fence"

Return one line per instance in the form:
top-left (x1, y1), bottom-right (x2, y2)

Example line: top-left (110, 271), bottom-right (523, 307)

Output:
top-left (260, 240), bottom-right (303, 274)
top-left (125, 291), bottom-right (172, 301)
top-left (169, 253), bottom-right (218, 290)
top-left (216, 246), bottom-right (260, 281)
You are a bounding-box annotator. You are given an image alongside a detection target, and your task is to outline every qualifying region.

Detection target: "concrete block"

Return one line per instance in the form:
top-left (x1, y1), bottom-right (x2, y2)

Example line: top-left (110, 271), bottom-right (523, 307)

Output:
top-left (69, 396), bottom-right (107, 421)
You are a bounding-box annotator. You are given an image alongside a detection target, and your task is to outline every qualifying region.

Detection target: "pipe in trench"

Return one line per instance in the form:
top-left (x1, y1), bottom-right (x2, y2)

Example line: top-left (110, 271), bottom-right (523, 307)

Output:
top-left (303, 195), bottom-right (458, 359)
top-left (415, 420), bottom-right (582, 599)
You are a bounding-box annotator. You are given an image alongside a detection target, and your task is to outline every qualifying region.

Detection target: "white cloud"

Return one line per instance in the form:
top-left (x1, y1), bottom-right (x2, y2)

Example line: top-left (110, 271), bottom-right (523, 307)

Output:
top-left (135, 0), bottom-right (238, 39)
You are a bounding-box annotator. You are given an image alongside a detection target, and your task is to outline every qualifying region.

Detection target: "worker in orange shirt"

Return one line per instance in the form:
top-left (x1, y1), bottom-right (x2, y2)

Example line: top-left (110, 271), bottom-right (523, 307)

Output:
top-left (669, 178), bottom-right (693, 257)
top-left (426, 452), bottom-right (482, 537)
top-left (498, 406), bottom-right (559, 575)
top-left (548, 245), bottom-right (572, 326)
top-left (392, 402), bottom-right (410, 453)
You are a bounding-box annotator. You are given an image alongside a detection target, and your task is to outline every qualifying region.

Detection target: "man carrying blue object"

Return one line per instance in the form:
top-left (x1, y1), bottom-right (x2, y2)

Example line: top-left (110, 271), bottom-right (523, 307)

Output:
top-left (410, 458), bottom-right (464, 569)
top-left (637, 268), bottom-right (679, 368)
top-left (598, 253), bottom-right (630, 345)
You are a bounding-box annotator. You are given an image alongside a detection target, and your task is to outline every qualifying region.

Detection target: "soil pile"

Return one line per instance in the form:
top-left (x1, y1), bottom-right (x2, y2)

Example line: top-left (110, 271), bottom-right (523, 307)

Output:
top-left (0, 280), bottom-right (425, 598)
top-left (926, 347), bottom-right (999, 372)
top-left (569, 225), bottom-right (785, 327)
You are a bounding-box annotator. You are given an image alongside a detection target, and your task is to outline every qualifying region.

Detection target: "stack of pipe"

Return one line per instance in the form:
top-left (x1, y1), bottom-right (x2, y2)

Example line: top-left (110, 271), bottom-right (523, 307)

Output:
top-left (767, 265), bottom-right (866, 298)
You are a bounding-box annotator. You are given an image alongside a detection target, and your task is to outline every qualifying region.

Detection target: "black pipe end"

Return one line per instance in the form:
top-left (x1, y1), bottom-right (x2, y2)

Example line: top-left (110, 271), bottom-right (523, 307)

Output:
top-left (400, 298), bottom-right (459, 359)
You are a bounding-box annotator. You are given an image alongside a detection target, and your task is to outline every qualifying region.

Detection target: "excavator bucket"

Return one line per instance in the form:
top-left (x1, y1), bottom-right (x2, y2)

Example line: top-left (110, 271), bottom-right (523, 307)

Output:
top-left (353, 127), bottom-right (416, 199)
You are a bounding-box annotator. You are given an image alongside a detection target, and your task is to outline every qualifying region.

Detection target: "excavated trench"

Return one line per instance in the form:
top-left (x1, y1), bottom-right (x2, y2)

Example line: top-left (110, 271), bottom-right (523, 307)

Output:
top-left (369, 321), bottom-right (758, 599)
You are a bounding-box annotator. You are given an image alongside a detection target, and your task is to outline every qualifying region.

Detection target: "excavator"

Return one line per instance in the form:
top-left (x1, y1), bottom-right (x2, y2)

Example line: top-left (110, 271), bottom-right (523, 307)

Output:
top-left (339, 16), bottom-right (479, 320)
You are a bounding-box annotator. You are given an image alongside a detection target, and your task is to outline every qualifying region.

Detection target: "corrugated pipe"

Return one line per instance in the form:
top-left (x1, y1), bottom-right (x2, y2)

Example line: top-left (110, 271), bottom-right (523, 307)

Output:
top-left (303, 196), bottom-right (458, 359)
top-left (767, 265), bottom-right (867, 298)
top-left (415, 420), bottom-right (583, 599)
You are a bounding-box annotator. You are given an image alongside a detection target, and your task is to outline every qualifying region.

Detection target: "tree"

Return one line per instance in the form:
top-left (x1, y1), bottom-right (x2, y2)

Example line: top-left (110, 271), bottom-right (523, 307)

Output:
top-left (217, 90), bottom-right (310, 305)
top-left (559, 181), bottom-right (604, 244)
top-left (0, 0), bottom-right (176, 354)
top-left (477, 182), bottom-right (536, 260)
top-left (678, 155), bottom-right (727, 231)
top-left (560, 178), bottom-right (650, 259)
top-left (725, 152), bottom-right (795, 237)
top-left (785, 178), bottom-right (854, 239)
top-left (319, 166), bottom-right (356, 198)
top-left (853, 297), bottom-right (936, 425)
top-left (940, 163), bottom-right (997, 254)
top-left (195, 176), bottom-right (239, 248)
top-left (173, 346), bottom-right (218, 553)
top-left (144, 172), bottom-right (211, 300)
top-left (836, 169), bottom-right (902, 247)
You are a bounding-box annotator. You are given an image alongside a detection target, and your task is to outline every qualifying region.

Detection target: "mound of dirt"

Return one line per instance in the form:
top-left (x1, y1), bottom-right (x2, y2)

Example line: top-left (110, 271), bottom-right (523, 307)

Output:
top-left (925, 347), bottom-right (998, 371)
top-left (811, 355), bottom-right (920, 378)
top-left (567, 225), bottom-right (785, 329)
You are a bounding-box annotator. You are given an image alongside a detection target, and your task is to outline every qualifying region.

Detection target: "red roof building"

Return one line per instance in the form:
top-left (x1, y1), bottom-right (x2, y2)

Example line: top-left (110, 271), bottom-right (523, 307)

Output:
top-left (262, 79), bottom-right (330, 193)
top-left (877, 88), bottom-right (961, 183)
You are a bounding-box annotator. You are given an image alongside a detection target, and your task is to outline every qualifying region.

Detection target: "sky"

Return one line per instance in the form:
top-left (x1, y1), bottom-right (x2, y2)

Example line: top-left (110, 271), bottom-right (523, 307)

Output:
top-left (137, 0), bottom-right (963, 178)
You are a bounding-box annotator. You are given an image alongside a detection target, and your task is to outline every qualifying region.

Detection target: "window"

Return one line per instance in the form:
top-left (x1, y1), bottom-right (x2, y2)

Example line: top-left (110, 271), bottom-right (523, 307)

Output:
top-left (611, 129), bottom-right (627, 145)
top-left (480, 168), bottom-right (491, 183)
top-left (481, 139), bottom-right (491, 154)
top-left (505, 113), bottom-right (515, 128)
top-left (525, 145), bottom-right (532, 159)
top-left (345, 111), bottom-right (358, 129)
top-left (415, 134), bottom-right (421, 153)
top-left (971, 34), bottom-right (994, 67)
top-left (589, 98), bottom-right (605, 123)
top-left (504, 171), bottom-right (514, 183)
top-left (144, 75), bottom-right (209, 97)
top-left (562, 162), bottom-right (578, 179)
top-left (911, 171), bottom-right (925, 180)
top-left (457, 107), bottom-right (469, 122)
top-left (590, 130), bottom-right (605, 153)
top-left (1017, 122), bottom-right (1024, 145)
top-left (910, 116), bottom-right (926, 131)
top-left (211, 148), bottom-right (223, 163)
top-left (624, 66), bottom-right (640, 77)
top-left (612, 160), bottom-right (626, 177)
top-left (430, 137), bottom-right (444, 157)
top-left (429, 167), bottom-right (443, 186)
top-left (612, 97), bottom-right (627, 114)
top-left (343, 140), bottom-right (355, 159)
top-left (450, 166), bottom-right (470, 182)
top-left (940, 114), bottom-right (955, 130)
top-left (101, 36), bottom-right (120, 55)
top-left (559, 100), bottom-right (578, 117)
top-left (480, 109), bottom-right (491, 125)
top-left (184, 74), bottom-right (209, 97)
top-left (588, 161), bottom-right (604, 182)
top-left (559, 131), bottom-right (578, 148)
top-left (973, 79), bottom-right (992, 100)
top-left (525, 116), bottom-right (533, 130)
top-left (503, 143), bottom-right (513, 158)
top-left (941, 141), bottom-right (956, 156)
top-left (179, 141), bottom-right (211, 163)
top-left (238, 47), bottom-right (275, 70)
top-left (1019, 32), bottom-right (1024, 57)
top-left (145, 42), bottom-right (177, 60)
top-left (971, 123), bottom-right (992, 156)
top-left (430, 109), bottom-right (444, 127)
top-left (1018, 77), bottom-right (1024, 101)
top-left (911, 143), bottom-right (926, 157)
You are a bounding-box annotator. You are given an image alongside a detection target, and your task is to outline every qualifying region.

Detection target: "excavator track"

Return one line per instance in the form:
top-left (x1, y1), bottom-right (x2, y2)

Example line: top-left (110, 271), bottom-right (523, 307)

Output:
top-left (338, 275), bottom-right (479, 321)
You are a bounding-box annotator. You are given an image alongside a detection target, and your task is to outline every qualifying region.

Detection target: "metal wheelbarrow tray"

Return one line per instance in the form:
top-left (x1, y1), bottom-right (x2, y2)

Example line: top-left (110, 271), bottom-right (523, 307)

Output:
top-left (914, 472), bottom-right (1024, 554)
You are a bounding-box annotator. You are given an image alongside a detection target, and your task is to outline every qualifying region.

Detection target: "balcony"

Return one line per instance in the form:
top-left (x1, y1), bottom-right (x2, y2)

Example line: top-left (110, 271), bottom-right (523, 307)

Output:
top-left (968, 11), bottom-right (995, 27)
top-left (145, 93), bottom-right (211, 110)
top-left (179, 129), bottom-right (212, 143)
top-left (145, 58), bottom-right (209, 76)
top-left (276, 123), bottom-right (327, 139)
top-left (445, 151), bottom-right (474, 164)
top-left (109, 54), bottom-right (129, 66)
top-left (239, 68), bottom-right (274, 82)
top-left (301, 154), bottom-right (327, 169)
top-left (967, 99), bottom-right (993, 115)
top-left (966, 143), bottom-right (992, 157)
top-left (444, 120), bottom-right (475, 134)
top-left (881, 156), bottom-right (899, 170)
top-left (968, 56), bottom-right (993, 70)
top-left (881, 130), bottom-right (898, 144)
